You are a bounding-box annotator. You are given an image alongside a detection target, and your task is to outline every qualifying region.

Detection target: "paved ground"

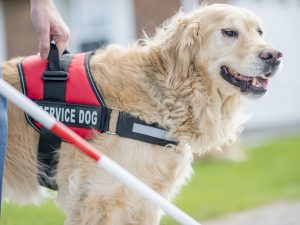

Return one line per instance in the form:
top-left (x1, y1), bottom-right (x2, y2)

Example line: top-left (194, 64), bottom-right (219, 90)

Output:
top-left (203, 201), bottom-right (300, 225)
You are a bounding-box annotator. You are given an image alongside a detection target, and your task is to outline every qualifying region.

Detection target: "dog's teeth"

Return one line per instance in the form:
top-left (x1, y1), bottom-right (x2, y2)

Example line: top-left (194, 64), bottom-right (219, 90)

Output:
top-left (252, 77), bottom-right (257, 86)
top-left (228, 68), bottom-right (235, 74)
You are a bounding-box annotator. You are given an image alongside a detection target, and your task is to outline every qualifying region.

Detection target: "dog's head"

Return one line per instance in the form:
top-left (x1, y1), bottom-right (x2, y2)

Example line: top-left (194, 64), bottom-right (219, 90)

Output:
top-left (152, 4), bottom-right (282, 98)
top-left (146, 4), bottom-right (283, 150)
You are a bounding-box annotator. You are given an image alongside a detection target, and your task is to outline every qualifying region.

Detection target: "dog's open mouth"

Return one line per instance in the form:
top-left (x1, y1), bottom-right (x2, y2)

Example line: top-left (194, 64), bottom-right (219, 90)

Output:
top-left (220, 66), bottom-right (268, 95)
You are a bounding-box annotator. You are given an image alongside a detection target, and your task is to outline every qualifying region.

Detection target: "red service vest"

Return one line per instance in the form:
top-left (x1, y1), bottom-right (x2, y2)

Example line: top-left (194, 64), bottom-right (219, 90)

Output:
top-left (17, 52), bottom-right (109, 139)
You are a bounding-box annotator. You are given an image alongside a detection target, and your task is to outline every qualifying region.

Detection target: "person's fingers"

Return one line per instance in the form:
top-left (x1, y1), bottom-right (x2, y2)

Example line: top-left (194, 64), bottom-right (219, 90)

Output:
top-left (55, 39), bottom-right (65, 55)
top-left (54, 35), bottom-right (67, 55)
top-left (52, 27), bottom-right (69, 55)
top-left (38, 29), bottom-right (50, 59)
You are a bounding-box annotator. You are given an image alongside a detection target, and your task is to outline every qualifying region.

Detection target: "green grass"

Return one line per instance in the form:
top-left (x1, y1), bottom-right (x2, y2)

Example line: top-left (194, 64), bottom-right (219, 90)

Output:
top-left (0, 200), bottom-right (65, 225)
top-left (1, 135), bottom-right (300, 225)
top-left (163, 135), bottom-right (300, 224)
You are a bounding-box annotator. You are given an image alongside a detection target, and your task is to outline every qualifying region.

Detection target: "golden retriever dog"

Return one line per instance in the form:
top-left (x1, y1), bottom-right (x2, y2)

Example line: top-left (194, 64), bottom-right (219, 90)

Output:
top-left (2, 4), bottom-right (282, 225)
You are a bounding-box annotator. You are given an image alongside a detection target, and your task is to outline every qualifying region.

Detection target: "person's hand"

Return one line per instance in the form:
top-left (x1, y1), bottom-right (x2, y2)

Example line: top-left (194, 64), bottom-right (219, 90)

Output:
top-left (30, 0), bottom-right (70, 59)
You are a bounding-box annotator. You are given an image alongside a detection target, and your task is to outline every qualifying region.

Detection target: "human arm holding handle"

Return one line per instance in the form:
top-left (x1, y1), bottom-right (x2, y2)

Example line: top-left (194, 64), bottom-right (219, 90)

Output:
top-left (30, 0), bottom-right (70, 59)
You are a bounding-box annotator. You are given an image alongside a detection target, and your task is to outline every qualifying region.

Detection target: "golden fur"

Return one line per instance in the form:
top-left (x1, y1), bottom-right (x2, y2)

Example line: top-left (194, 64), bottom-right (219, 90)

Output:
top-left (2, 4), bottom-right (279, 225)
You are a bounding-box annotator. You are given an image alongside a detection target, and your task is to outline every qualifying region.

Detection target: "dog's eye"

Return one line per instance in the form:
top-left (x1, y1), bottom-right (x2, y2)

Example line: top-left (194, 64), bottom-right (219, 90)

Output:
top-left (222, 29), bottom-right (238, 38)
top-left (258, 29), bottom-right (263, 36)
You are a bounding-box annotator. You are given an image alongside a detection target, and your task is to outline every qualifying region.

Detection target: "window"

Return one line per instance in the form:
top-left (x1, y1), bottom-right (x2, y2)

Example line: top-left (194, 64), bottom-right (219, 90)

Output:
top-left (55, 0), bottom-right (136, 53)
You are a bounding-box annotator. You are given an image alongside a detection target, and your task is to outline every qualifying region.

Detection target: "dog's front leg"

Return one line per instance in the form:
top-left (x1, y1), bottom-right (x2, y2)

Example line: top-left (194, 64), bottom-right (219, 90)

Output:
top-left (63, 186), bottom-right (162, 225)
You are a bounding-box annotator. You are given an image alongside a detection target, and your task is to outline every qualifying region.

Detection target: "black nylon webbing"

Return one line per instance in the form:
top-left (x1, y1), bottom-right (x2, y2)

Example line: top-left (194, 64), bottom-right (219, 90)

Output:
top-left (37, 44), bottom-right (71, 190)
top-left (43, 45), bottom-right (67, 101)
top-left (115, 112), bottom-right (178, 146)
top-left (37, 128), bottom-right (60, 190)
top-left (43, 81), bottom-right (66, 101)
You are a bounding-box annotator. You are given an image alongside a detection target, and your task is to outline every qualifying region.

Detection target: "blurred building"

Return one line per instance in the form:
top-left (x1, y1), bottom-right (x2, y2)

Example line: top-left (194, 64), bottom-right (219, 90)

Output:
top-left (0, 0), bottom-right (197, 57)
top-left (0, 0), bottom-right (299, 134)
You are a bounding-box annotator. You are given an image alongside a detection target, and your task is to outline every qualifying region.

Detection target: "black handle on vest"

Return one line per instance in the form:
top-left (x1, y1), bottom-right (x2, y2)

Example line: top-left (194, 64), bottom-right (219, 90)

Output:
top-left (43, 44), bottom-right (68, 81)
top-left (47, 43), bottom-right (61, 71)
top-left (47, 43), bottom-right (70, 70)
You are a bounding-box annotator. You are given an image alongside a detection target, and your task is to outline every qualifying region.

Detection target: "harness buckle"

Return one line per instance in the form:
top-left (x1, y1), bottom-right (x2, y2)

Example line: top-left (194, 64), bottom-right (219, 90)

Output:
top-left (42, 71), bottom-right (68, 81)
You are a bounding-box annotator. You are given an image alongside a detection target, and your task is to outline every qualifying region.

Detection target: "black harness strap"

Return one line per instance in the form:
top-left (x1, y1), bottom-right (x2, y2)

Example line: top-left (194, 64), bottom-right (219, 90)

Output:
top-left (37, 44), bottom-right (71, 190)
top-left (37, 128), bottom-right (60, 190)
top-left (115, 112), bottom-right (177, 146)
top-left (42, 46), bottom-right (68, 100)
top-left (106, 110), bottom-right (177, 146)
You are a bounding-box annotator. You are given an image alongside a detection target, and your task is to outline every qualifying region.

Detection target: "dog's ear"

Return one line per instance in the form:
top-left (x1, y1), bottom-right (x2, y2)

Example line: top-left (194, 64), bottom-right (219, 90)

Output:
top-left (159, 14), bottom-right (201, 88)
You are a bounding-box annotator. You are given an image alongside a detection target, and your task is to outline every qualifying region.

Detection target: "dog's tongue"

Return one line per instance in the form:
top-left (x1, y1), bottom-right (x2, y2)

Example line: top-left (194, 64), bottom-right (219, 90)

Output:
top-left (257, 77), bottom-right (268, 88)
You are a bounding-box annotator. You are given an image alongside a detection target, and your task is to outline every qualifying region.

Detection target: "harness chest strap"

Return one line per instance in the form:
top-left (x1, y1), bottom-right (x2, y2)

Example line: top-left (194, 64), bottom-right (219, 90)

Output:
top-left (36, 45), bottom-right (69, 190)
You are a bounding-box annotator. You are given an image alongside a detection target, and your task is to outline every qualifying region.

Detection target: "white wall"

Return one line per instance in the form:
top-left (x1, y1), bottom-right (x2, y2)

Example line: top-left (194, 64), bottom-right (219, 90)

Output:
top-left (54, 0), bottom-right (136, 53)
top-left (232, 0), bottom-right (300, 131)
top-left (181, 0), bottom-right (199, 12)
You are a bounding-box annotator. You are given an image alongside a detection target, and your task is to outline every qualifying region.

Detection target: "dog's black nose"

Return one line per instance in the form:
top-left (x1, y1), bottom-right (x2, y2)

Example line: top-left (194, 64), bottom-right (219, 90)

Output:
top-left (259, 48), bottom-right (283, 66)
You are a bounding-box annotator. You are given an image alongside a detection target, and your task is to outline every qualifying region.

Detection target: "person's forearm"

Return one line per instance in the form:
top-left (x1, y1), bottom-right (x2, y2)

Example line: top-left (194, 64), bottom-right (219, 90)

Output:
top-left (30, 0), bottom-right (54, 7)
top-left (30, 0), bottom-right (56, 16)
